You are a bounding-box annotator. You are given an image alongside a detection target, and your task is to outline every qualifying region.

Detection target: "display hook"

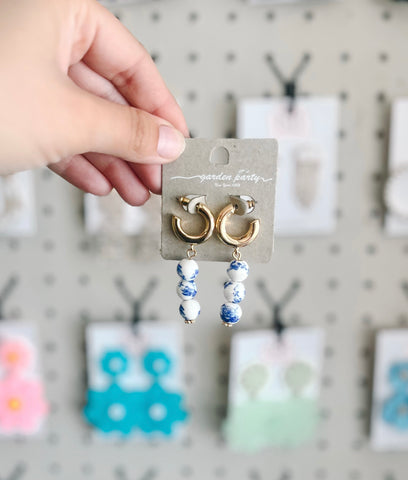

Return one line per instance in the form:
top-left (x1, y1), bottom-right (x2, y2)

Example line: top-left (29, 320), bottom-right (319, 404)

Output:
top-left (0, 276), bottom-right (18, 320)
top-left (256, 279), bottom-right (301, 337)
top-left (402, 281), bottom-right (408, 300)
top-left (3, 462), bottom-right (26, 480)
top-left (114, 277), bottom-right (158, 333)
top-left (265, 53), bottom-right (311, 113)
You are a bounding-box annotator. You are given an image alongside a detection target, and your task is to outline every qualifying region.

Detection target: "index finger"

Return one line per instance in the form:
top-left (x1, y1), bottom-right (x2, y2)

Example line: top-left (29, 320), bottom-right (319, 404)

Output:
top-left (81, 0), bottom-right (188, 136)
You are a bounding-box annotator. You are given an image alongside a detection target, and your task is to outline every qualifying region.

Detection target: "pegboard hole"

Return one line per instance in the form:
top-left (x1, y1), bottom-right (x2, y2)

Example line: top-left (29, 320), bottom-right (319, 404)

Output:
top-left (210, 146), bottom-right (229, 165)
top-left (214, 466), bottom-right (226, 477)
top-left (188, 11), bottom-right (199, 22)
top-left (81, 464), bottom-right (93, 475)
top-left (304, 10), bottom-right (315, 21)
top-left (382, 10), bottom-right (392, 21)
top-left (265, 10), bottom-right (275, 21)
top-left (315, 469), bottom-right (327, 480)
top-left (181, 466), bottom-right (193, 477)
top-left (9, 239), bottom-right (20, 251)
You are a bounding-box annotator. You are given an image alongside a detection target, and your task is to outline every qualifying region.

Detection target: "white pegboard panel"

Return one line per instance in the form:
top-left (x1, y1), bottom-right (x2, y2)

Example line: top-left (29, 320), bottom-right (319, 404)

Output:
top-left (0, 0), bottom-right (408, 479)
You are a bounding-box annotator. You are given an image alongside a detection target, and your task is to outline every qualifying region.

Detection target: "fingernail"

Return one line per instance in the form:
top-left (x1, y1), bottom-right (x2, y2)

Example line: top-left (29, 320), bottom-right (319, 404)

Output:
top-left (157, 125), bottom-right (186, 160)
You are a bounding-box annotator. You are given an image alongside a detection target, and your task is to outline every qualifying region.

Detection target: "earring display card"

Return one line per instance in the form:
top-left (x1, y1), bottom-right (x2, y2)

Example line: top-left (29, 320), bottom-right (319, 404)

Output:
top-left (0, 321), bottom-right (48, 437)
top-left (371, 330), bottom-right (408, 451)
top-left (0, 172), bottom-right (36, 237)
top-left (224, 328), bottom-right (324, 451)
top-left (84, 192), bottom-right (150, 236)
top-left (84, 192), bottom-right (161, 258)
top-left (161, 138), bottom-right (278, 263)
top-left (84, 322), bottom-right (188, 439)
top-left (384, 99), bottom-right (408, 236)
top-left (237, 97), bottom-right (339, 236)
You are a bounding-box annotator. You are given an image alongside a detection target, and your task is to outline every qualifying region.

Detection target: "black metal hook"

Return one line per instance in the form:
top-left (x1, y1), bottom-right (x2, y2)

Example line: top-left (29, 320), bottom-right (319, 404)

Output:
top-left (114, 467), bottom-right (127, 480)
top-left (256, 279), bottom-right (301, 337)
top-left (265, 53), bottom-right (311, 113)
top-left (114, 467), bottom-right (156, 480)
top-left (402, 281), bottom-right (408, 300)
top-left (139, 469), bottom-right (156, 480)
top-left (1, 463), bottom-right (26, 480)
top-left (114, 277), bottom-right (158, 332)
top-left (0, 276), bottom-right (18, 320)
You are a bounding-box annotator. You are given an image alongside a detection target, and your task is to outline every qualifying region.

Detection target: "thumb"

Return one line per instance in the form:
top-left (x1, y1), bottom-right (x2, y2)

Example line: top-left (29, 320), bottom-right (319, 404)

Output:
top-left (63, 86), bottom-right (186, 164)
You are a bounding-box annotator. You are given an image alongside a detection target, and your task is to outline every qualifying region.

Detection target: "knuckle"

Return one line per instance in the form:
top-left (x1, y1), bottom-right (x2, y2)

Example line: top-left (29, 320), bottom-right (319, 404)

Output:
top-left (111, 64), bottom-right (138, 91)
top-left (128, 109), bottom-right (155, 157)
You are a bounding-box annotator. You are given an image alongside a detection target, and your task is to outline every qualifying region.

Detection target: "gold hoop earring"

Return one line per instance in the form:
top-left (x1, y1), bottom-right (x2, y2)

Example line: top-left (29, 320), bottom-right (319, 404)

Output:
top-left (171, 195), bottom-right (215, 325)
top-left (216, 195), bottom-right (260, 327)
top-left (216, 196), bottom-right (260, 251)
top-left (172, 195), bottom-right (214, 245)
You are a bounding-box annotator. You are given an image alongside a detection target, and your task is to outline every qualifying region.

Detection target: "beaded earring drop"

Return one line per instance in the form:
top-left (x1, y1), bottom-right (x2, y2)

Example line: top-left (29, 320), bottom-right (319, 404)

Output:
top-left (172, 196), bottom-right (215, 324)
top-left (216, 195), bottom-right (260, 327)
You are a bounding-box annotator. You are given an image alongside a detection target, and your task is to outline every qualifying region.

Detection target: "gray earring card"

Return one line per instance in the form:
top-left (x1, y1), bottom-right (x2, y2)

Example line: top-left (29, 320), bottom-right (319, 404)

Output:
top-left (161, 138), bottom-right (278, 263)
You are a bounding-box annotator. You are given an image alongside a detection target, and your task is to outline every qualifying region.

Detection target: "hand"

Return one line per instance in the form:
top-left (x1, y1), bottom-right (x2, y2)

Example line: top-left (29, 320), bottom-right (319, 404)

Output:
top-left (0, 0), bottom-right (188, 205)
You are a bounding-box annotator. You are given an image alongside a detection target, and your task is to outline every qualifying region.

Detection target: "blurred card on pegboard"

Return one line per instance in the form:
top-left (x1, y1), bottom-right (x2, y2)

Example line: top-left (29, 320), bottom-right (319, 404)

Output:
top-left (371, 330), bottom-right (408, 451)
top-left (238, 97), bottom-right (339, 236)
top-left (0, 172), bottom-right (36, 237)
top-left (83, 322), bottom-right (188, 439)
top-left (224, 328), bottom-right (324, 451)
top-left (0, 321), bottom-right (48, 437)
top-left (384, 99), bottom-right (408, 237)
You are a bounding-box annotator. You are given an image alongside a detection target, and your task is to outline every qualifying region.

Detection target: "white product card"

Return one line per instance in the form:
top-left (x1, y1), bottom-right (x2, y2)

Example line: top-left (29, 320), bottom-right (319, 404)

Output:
top-left (84, 322), bottom-right (187, 438)
top-left (371, 330), bottom-right (408, 451)
top-left (0, 172), bottom-right (36, 236)
top-left (224, 328), bottom-right (324, 450)
top-left (237, 97), bottom-right (339, 236)
top-left (0, 321), bottom-right (48, 437)
top-left (228, 328), bottom-right (324, 403)
top-left (384, 99), bottom-right (408, 236)
top-left (86, 323), bottom-right (183, 392)
top-left (84, 192), bottom-right (148, 236)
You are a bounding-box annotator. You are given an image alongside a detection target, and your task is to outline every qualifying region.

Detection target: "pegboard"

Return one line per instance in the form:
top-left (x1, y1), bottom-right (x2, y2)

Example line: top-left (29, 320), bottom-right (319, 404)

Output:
top-left (1, 0), bottom-right (408, 479)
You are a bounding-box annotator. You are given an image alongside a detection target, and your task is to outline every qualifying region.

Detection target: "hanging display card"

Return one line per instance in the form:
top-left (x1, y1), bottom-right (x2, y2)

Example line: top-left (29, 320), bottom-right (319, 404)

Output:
top-left (371, 329), bottom-right (408, 451)
top-left (162, 138), bottom-right (278, 263)
top-left (84, 322), bottom-right (188, 439)
top-left (224, 328), bottom-right (324, 451)
top-left (0, 321), bottom-right (48, 436)
top-left (238, 97), bottom-right (339, 236)
top-left (0, 172), bottom-right (36, 237)
top-left (384, 99), bottom-right (408, 237)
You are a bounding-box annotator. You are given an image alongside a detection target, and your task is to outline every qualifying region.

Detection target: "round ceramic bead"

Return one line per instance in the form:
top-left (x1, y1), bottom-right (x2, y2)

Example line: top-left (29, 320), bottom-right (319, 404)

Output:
top-left (223, 281), bottom-right (246, 303)
top-left (177, 280), bottom-right (197, 300)
top-left (220, 302), bottom-right (242, 326)
top-left (177, 258), bottom-right (199, 281)
top-left (227, 260), bottom-right (249, 282)
top-left (179, 299), bottom-right (200, 323)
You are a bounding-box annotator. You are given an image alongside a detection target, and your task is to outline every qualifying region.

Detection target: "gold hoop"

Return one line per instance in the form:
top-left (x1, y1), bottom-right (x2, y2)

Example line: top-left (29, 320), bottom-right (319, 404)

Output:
top-left (216, 201), bottom-right (260, 248)
top-left (172, 196), bottom-right (215, 244)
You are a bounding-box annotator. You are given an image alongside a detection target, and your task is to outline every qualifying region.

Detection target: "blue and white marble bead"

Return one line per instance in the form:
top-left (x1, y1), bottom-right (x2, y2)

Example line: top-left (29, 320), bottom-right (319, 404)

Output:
top-left (220, 302), bottom-right (242, 326)
top-left (179, 299), bottom-right (200, 324)
top-left (177, 280), bottom-right (197, 300)
top-left (177, 258), bottom-right (199, 282)
top-left (227, 260), bottom-right (249, 282)
top-left (223, 281), bottom-right (246, 303)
